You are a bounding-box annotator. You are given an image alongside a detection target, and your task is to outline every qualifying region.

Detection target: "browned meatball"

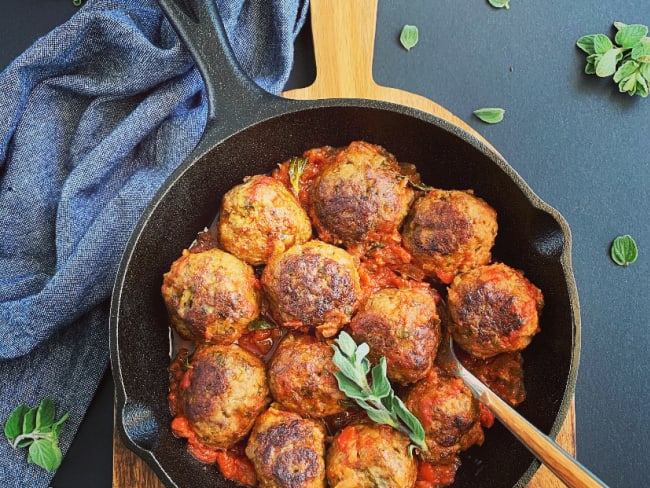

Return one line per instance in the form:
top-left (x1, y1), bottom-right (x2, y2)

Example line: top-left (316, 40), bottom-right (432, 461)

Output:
top-left (402, 189), bottom-right (497, 284)
top-left (261, 240), bottom-right (362, 338)
top-left (161, 248), bottom-right (260, 344)
top-left (310, 141), bottom-right (414, 246)
top-left (176, 344), bottom-right (270, 450)
top-left (268, 333), bottom-right (348, 418)
top-left (404, 366), bottom-right (484, 464)
top-left (246, 405), bottom-right (326, 488)
top-left (348, 287), bottom-right (441, 385)
top-left (447, 263), bottom-right (544, 359)
top-left (218, 175), bottom-right (312, 265)
top-left (326, 423), bottom-right (417, 488)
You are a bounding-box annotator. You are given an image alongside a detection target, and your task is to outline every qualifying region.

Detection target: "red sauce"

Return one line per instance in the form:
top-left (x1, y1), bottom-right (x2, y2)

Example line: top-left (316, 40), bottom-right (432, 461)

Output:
top-left (416, 460), bottom-right (459, 488)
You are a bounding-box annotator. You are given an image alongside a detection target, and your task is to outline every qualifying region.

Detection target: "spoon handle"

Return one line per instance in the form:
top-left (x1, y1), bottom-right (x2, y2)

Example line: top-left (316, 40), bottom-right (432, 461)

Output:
top-left (459, 368), bottom-right (608, 488)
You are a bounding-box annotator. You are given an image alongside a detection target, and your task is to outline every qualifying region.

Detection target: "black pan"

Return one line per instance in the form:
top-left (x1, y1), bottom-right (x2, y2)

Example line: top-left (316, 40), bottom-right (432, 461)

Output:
top-left (109, 1), bottom-right (580, 487)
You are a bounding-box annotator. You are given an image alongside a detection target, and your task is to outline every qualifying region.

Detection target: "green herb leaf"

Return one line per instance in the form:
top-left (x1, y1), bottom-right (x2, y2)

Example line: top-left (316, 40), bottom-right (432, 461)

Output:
top-left (28, 439), bottom-right (62, 472)
top-left (400, 25), bottom-right (419, 51)
top-left (613, 60), bottom-right (639, 83)
top-left (22, 408), bottom-right (37, 436)
top-left (576, 34), bottom-right (597, 54)
top-left (593, 34), bottom-right (614, 54)
top-left (35, 398), bottom-right (56, 431)
top-left (473, 107), bottom-right (505, 124)
top-left (287, 157), bottom-right (308, 197)
top-left (247, 317), bottom-right (276, 331)
top-left (610, 235), bottom-right (638, 266)
top-left (331, 331), bottom-right (428, 454)
top-left (615, 24), bottom-right (648, 48)
top-left (4, 404), bottom-right (29, 442)
top-left (631, 39), bottom-right (650, 63)
top-left (595, 48), bottom-right (622, 77)
top-left (488, 0), bottom-right (510, 9)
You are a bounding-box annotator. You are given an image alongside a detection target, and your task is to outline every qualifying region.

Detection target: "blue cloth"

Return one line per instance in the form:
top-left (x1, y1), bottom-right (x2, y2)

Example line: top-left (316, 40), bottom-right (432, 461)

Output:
top-left (0, 0), bottom-right (308, 485)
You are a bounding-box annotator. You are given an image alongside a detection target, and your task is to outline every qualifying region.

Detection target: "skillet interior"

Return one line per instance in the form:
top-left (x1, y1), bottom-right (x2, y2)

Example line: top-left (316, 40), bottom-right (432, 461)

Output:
top-left (110, 102), bottom-right (578, 488)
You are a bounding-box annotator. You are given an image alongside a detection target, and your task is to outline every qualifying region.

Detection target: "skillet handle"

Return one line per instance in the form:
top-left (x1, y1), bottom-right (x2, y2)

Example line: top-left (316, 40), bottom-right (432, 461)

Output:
top-left (158, 0), bottom-right (289, 138)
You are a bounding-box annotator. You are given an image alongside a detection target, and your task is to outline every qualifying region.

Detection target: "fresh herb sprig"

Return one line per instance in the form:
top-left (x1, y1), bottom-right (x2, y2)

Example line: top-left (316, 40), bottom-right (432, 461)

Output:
top-left (577, 22), bottom-right (650, 97)
top-left (331, 331), bottom-right (427, 456)
top-left (473, 107), bottom-right (505, 124)
top-left (4, 398), bottom-right (69, 472)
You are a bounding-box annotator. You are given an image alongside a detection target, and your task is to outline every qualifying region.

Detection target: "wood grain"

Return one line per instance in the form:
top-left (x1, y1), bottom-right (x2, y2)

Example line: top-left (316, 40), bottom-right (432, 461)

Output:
top-left (113, 0), bottom-right (576, 486)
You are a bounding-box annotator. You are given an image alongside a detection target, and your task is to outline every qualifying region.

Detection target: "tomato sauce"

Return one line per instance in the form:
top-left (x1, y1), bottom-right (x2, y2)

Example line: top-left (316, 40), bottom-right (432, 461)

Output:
top-left (415, 460), bottom-right (459, 488)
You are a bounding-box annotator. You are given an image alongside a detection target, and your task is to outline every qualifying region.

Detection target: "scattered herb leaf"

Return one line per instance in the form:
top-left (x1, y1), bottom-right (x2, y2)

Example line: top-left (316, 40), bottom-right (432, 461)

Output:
top-left (577, 22), bottom-right (650, 97)
top-left (287, 157), bottom-right (308, 197)
top-left (488, 0), bottom-right (510, 9)
top-left (610, 235), bottom-right (638, 266)
top-left (3, 398), bottom-right (69, 472)
top-left (400, 25), bottom-right (419, 51)
top-left (473, 107), bottom-right (505, 124)
top-left (331, 331), bottom-right (427, 455)
top-left (247, 317), bottom-right (276, 331)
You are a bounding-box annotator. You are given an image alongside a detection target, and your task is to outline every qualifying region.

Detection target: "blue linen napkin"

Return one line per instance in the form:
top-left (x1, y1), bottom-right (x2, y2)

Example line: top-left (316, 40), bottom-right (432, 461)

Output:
top-left (0, 0), bottom-right (308, 485)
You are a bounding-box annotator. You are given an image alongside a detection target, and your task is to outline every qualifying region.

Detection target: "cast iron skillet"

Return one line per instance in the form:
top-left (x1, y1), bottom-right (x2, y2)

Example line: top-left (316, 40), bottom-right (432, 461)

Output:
top-left (109, 1), bottom-right (580, 487)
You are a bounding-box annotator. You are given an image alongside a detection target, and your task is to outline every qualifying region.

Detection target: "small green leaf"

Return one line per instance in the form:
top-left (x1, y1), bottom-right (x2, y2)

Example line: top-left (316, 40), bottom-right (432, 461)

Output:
top-left (400, 25), bottom-right (419, 51)
top-left (610, 235), bottom-right (638, 266)
top-left (247, 317), bottom-right (275, 331)
top-left (473, 107), bottom-right (505, 124)
top-left (576, 34), bottom-right (597, 54)
top-left (51, 413), bottom-right (70, 440)
top-left (28, 439), bottom-right (62, 472)
top-left (22, 408), bottom-right (37, 436)
top-left (615, 24), bottom-right (648, 48)
top-left (593, 34), bottom-right (614, 54)
top-left (614, 21), bottom-right (628, 31)
top-left (4, 404), bottom-right (28, 442)
top-left (488, 0), bottom-right (510, 9)
top-left (36, 398), bottom-right (56, 431)
top-left (370, 358), bottom-right (391, 399)
top-left (613, 60), bottom-right (639, 83)
top-left (335, 331), bottom-right (357, 358)
top-left (355, 342), bottom-right (370, 364)
top-left (631, 39), bottom-right (650, 63)
top-left (365, 408), bottom-right (397, 426)
top-left (332, 348), bottom-right (362, 382)
top-left (595, 48), bottom-right (621, 77)
top-left (287, 157), bottom-right (308, 197)
top-left (585, 61), bottom-right (597, 75)
top-left (640, 62), bottom-right (650, 80)
top-left (333, 373), bottom-right (368, 400)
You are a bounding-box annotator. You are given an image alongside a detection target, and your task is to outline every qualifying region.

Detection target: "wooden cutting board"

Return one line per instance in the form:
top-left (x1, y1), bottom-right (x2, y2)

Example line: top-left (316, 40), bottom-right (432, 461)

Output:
top-left (113, 0), bottom-right (576, 486)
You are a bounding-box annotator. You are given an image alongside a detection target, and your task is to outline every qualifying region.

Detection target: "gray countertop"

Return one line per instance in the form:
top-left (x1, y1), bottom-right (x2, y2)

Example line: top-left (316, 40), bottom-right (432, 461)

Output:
top-left (2, 1), bottom-right (648, 487)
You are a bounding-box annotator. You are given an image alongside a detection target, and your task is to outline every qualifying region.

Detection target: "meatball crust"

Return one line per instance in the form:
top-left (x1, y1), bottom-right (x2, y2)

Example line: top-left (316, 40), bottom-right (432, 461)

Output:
top-left (246, 405), bottom-right (326, 488)
top-left (402, 189), bottom-right (497, 284)
top-left (404, 366), bottom-right (484, 464)
top-left (310, 141), bottom-right (414, 245)
top-left (348, 287), bottom-right (441, 385)
top-left (326, 423), bottom-right (417, 488)
top-left (447, 263), bottom-right (544, 358)
top-left (161, 248), bottom-right (260, 344)
top-left (268, 333), bottom-right (348, 418)
top-left (218, 175), bottom-right (312, 265)
top-left (261, 240), bottom-right (362, 338)
top-left (179, 344), bottom-right (270, 450)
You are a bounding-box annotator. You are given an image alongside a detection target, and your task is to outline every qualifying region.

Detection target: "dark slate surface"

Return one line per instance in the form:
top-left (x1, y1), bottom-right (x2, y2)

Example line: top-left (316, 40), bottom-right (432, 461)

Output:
top-left (2, 1), bottom-right (648, 487)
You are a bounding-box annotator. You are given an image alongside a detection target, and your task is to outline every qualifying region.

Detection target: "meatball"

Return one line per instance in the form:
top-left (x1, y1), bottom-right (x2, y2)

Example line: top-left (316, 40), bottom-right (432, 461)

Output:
top-left (176, 344), bottom-right (270, 450)
top-left (310, 141), bottom-right (414, 246)
top-left (161, 248), bottom-right (260, 344)
top-left (261, 240), bottom-right (362, 338)
top-left (268, 333), bottom-right (348, 418)
top-left (402, 189), bottom-right (497, 284)
top-left (246, 405), bottom-right (326, 488)
top-left (348, 287), bottom-right (441, 384)
top-left (404, 366), bottom-right (484, 464)
top-left (447, 263), bottom-right (544, 358)
top-left (326, 423), bottom-right (417, 488)
top-left (218, 175), bottom-right (312, 265)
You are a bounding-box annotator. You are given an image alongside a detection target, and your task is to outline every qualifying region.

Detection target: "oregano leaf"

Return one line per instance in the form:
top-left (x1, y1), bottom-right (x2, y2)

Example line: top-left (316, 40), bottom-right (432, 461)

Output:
top-left (400, 25), bottom-right (419, 51)
top-left (615, 24), bottom-right (648, 48)
top-left (28, 439), bottom-right (62, 472)
top-left (593, 34), bottom-right (614, 54)
top-left (473, 107), bottom-right (505, 124)
top-left (610, 235), bottom-right (638, 266)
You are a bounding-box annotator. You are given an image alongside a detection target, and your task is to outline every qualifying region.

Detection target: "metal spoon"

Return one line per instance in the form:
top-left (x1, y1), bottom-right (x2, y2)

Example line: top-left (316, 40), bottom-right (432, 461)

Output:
top-left (438, 335), bottom-right (608, 488)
